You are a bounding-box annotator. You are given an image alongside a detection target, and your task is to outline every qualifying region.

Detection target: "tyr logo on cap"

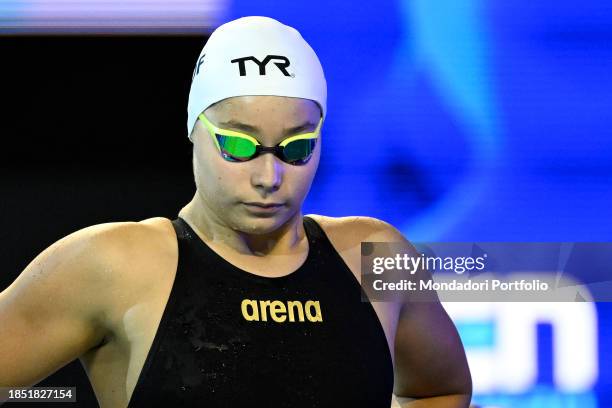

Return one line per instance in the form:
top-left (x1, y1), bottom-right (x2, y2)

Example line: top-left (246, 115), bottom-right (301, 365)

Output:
top-left (192, 53), bottom-right (206, 80)
top-left (230, 55), bottom-right (293, 77)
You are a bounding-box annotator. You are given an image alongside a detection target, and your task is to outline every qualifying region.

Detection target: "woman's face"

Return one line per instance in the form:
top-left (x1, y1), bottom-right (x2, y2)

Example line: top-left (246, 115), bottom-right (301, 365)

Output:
top-left (190, 95), bottom-right (322, 234)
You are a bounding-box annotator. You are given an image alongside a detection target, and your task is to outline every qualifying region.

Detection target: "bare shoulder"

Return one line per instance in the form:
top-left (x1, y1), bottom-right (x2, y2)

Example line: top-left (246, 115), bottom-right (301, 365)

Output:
top-left (68, 216), bottom-right (178, 297)
top-left (304, 213), bottom-right (410, 280)
top-left (0, 214), bottom-right (176, 326)
top-left (88, 216), bottom-right (176, 264)
top-left (89, 216), bottom-right (177, 263)
top-left (83, 216), bottom-right (176, 255)
top-left (46, 216), bottom-right (176, 277)
top-left (305, 214), bottom-right (408, 250)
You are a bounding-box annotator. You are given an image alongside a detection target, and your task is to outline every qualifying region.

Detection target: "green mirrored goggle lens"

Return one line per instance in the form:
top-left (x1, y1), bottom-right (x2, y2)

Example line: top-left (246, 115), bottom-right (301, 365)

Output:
top-left (215, 134), bottom-right (316, 164)
top-left (216, 134), bottom-right (257, 160)
top-left (283, 139), bottom-right (316, 162)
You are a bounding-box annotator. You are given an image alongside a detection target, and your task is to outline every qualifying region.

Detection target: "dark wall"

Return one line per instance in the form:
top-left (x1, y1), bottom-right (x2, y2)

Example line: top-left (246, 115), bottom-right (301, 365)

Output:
top-left (1, 35), bottom-right (208, 407)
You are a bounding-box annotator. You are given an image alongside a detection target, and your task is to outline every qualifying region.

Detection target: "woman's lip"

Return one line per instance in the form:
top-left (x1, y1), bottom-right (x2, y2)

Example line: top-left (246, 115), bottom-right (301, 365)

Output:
top-left (243, 203), bottom-right (284, 215)
top-left (244, 202), bottom-right (284, 208)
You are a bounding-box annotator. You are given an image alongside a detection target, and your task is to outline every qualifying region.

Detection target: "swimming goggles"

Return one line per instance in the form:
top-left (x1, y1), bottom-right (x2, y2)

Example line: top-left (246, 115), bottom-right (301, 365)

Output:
top-left (198, 113), bottom-right (322, 165)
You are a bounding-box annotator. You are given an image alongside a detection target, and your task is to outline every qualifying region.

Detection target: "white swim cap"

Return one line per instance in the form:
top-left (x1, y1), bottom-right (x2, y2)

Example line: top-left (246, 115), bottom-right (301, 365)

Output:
top-left (186, 16), bottom-right (327, 141)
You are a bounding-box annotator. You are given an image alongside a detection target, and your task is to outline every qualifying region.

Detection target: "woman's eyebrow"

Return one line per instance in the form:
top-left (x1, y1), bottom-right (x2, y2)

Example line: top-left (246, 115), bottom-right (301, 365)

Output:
top-left (218, 120), bottom-right (317, 135)
top-left (218, 120), bottom-right (259, 133)
top-left (284, 122), bottom-right (317, 135)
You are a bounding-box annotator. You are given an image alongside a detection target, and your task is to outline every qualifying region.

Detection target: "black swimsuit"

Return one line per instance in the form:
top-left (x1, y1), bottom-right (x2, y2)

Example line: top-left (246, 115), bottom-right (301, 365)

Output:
top-left (127, 216), bottom-right (393, 407)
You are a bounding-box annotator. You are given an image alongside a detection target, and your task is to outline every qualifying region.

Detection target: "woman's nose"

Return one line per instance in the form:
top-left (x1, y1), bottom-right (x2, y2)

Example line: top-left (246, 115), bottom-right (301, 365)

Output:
top-left (250, 152), bottom-right (283, 192)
